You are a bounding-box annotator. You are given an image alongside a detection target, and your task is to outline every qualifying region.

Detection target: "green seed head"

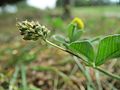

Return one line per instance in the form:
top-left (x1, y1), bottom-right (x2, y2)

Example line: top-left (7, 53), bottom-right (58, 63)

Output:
top-left (17, 20), bottom-right (50, 41)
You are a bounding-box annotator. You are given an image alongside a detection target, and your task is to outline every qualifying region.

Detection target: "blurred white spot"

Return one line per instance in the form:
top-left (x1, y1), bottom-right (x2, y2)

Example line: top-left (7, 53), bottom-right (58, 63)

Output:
top-left (110, 0), bottom-right (119, 2)
top-left (27, 0), bottom-right (57, 10)
top-left (4, 5), bottom-right (17, 13)
top-left (0, 8), bottom-right (2, 13)
top-left (12, 50), bottom-right (18, 55)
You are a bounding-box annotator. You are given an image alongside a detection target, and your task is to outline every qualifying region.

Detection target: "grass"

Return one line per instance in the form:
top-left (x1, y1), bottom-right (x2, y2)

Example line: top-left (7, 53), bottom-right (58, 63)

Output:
top-left (73, 5), bottom-right (120, 14)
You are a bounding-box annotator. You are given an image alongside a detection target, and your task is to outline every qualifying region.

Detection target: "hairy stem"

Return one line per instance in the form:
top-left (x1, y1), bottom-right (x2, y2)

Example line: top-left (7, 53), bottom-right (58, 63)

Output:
top-left (45, 39), bottom-right (88, 64)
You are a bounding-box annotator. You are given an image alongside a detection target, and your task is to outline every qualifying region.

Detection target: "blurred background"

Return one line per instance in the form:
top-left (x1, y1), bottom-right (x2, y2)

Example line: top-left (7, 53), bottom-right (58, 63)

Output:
top-left (0, 0), bottom-right (120, 90)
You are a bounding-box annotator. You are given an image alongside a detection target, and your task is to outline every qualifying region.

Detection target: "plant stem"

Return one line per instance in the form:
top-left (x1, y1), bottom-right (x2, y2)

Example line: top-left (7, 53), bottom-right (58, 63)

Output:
top-left (95, 67), bottom-right (120, 80)
top-left (21, 64), bottom-right (27, 90)
top-left (9, 65), bottom-right (19, 90)
top-left (46, 39), bottom-right (120, 80)
top-left (73, 56), bottom-right (95, 90)
top-left (45, 39), bottom-right (88, 64)
top-left (95, 70), bottom-right (102, 90)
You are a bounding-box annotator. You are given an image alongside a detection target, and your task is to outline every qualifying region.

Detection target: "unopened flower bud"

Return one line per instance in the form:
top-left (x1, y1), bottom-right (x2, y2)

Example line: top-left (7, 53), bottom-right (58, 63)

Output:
top-left (72, 17), bottom-right (84, 29)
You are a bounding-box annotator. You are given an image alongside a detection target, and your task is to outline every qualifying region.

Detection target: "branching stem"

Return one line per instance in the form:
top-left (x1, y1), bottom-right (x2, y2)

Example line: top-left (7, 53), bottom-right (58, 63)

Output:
top-left (45, 39), bottom-right (120, 80)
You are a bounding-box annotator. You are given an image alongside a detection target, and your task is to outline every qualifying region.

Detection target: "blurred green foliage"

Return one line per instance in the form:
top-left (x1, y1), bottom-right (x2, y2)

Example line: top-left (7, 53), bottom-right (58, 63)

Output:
top-left (56, 0), bottom-right (112, 7)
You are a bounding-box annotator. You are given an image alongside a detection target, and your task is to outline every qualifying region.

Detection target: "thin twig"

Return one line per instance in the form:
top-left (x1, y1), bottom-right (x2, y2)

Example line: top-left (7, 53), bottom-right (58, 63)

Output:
top-left (95, 67), bottom-right (120, 80)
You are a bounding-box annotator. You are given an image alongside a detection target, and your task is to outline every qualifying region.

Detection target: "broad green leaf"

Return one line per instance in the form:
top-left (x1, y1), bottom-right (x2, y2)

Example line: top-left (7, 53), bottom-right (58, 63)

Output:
top-left (95, 34), bottom-right (120, 66)
top-left (68, 41), bottom-right (95, 62)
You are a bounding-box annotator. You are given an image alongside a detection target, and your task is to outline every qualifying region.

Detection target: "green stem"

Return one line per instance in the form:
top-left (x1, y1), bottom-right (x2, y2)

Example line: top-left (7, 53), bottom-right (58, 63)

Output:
top-left (95, 70), bottom-right (102, 90)
top-left (21, 64), bottom-right (27, 90)
top-left (73, 56), bottom-right (95, 90)
top-left (46, 39), bottom-right (120, 80)
top-left (95, 67), bottom-right (120, 80)
top-left (9, 65), bottom-right (19, 90)
top-left (45, 39), bottom-right (88, 64)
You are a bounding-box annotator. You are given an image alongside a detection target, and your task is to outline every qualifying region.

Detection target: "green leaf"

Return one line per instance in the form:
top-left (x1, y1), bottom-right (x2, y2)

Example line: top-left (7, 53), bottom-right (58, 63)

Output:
top-left (72, 30), bottom-right (83, 42)
top-left (52, 34), bottom-right (66, 43)
top-left (67, 23), bottom-right (75, 41)
top-left (95, 34), bottom-right (120, 66)
top-left (67, 23), bottom-right (83, 42)
top-left (68, 41), bottom-right (95, 62)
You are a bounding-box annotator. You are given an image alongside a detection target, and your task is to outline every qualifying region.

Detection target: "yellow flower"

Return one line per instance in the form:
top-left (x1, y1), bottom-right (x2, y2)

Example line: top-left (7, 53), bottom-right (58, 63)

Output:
top-left (72, 17), bottom-right (84, 29)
